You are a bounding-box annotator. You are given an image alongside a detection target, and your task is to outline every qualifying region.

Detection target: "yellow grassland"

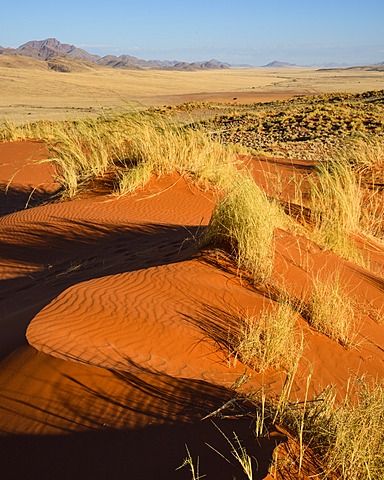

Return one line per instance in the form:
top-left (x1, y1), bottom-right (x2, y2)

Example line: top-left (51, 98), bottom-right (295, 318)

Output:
top-left (1, 55), bottom-right (383, 123)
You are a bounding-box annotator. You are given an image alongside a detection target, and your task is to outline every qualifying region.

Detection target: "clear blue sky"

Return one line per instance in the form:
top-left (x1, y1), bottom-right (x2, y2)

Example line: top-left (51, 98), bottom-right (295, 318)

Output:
top-left (2, 0), bottom-right (384, 65)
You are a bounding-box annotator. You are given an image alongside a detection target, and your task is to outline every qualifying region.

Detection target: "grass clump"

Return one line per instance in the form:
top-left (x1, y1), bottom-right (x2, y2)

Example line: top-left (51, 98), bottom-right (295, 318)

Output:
top-left (202, 174), bottom-right (285, 283)
top-left (177, 446), bottom-right (204, 480)
top-left (112, 111), bottom-right (238, 195)
top-left (329, 136), bottom-right (384, 241)
top-left (310, 157), bottom-right (365, 264)
top-left (343, 135), bottom-right (384, 179)
top-left (235, 302), bottom-right (302, 373)
top-left (41, 110), bottom-right (238, 199)
top-left (46, 119), bottom-right (115, 198)
top-left (307, 274), bottom-right (357, 348)
top-left (278, 376), bottom-right (384, 480)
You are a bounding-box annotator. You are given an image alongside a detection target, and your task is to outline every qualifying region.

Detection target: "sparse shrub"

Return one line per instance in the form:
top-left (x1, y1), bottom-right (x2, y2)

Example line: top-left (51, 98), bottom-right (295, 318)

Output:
top-left (37, 110), bottom-right (239, 198)
top-left (202, 173), bottom-right (285, 283)
top-left (309, 157), bottom-right (365, 263)
top-left (278, 376), bottom-right (384, 480)
top-left (307, 274), bottom-right (357, 348)
top-left (235, 302), bottom-right (303, 373)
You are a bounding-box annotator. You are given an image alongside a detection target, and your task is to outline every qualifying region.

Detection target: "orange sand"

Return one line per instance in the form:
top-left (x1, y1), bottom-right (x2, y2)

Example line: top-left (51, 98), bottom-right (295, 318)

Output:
top-left (1, 141), bottom-right (383, 479)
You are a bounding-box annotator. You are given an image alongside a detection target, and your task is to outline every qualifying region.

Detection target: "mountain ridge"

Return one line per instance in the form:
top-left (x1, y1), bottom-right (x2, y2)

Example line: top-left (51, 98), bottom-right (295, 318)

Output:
top-left (0, 38), bottom-right (231, 71)
top-left (263, 60), bottom-right (298, 68)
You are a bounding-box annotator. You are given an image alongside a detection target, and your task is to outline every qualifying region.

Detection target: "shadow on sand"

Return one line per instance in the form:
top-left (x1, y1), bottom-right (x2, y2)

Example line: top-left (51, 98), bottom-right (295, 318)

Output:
top-left (0, 183), bottom-right (60, 217)
top-left (0, 220), bottom-right (204, 360)
top-left (0, 352), bottom-right (286, 480)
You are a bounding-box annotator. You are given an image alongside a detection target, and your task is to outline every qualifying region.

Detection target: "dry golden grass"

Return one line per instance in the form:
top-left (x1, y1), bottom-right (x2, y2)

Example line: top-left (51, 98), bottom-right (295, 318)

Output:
top-left (307, 274), bottom-right (358, 348)
top-left (328, 136), bottom-right (384, 241)
top-left (235, 302), bottom-right (303, 373)
top-left (42, 111), bottom-right (239, 199)
top-left (201, 174), bottom-right (286, 283)
top-left (309, 157), bottom-right (365, 264)
top-left (1, 58), bottom-right (383, 123)
top-left (275, 375), bottom-right (384, 480)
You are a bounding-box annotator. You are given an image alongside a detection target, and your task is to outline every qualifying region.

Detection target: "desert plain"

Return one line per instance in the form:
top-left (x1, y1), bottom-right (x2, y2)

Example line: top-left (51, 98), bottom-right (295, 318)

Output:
top-left (0, 58), bottom-right (384, 479)
top-left (1, 55), bottom-right (383, 122)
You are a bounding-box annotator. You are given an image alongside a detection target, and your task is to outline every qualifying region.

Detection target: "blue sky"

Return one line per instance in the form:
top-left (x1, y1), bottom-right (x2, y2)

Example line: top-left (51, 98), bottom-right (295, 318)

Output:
top-left (2, 0), bottom-right (384, 65)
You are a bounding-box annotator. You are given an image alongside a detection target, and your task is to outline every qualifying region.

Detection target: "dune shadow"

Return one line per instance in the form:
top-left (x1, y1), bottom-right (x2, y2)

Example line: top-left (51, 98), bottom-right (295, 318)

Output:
top-left (0, 357), bottom-right (286, 479)
top-left (0, 182), bottom-right (60, 217)
top-left (0, 421), bottom-right (283, 480)
top-left (0, 220), bottom-right (205, 360)
top-left (351, 266), bottom-right (384, 292)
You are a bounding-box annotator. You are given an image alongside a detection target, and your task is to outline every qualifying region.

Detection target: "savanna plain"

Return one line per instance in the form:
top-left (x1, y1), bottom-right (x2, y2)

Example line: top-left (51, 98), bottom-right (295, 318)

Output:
top-left (1, 58), bottom-right (384, 479)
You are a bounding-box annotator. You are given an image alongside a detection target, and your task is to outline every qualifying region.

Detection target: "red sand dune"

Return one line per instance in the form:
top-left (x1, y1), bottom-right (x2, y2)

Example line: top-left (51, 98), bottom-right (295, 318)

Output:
top-left (0, 141), bottom-right (383, 479)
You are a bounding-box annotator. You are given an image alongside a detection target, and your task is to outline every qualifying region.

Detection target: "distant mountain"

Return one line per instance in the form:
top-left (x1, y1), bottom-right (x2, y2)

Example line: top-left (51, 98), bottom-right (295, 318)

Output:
top-left (312, 62), bottom-right (351, 68)
top-left (346, 64), bottom-right (384, 72)
top-left (318, 62), bottom-right (384, 72)
top-left (263, 60), bottom-right (298, 68)
top-left (16, 38), bottom-right (101, 63)
top-left (0, 38), bottom-right (231, 71)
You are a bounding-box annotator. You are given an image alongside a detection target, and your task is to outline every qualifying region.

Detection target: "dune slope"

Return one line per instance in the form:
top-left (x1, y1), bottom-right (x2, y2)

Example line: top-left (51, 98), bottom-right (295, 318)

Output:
top-left (1, 141), bottom-right (384, 479)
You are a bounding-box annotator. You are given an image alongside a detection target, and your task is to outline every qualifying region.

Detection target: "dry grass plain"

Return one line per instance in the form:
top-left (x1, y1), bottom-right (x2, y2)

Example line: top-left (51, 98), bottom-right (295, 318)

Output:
top-left (0, 54), bottom-right (383, 123)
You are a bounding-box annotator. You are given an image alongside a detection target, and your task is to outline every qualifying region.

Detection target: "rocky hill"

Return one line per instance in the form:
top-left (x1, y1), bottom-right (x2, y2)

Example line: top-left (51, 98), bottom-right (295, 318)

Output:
top-left (0, 38), bottom-right (231, 71)
top-left (263, 60), bottom-right (298, 68)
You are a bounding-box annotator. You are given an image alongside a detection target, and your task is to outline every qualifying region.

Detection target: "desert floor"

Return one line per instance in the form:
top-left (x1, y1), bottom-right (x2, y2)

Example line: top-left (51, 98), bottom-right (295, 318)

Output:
top-left (1, 59), bottom-right (383, 122)
top-left (0, 67), bottom-right (384, 479)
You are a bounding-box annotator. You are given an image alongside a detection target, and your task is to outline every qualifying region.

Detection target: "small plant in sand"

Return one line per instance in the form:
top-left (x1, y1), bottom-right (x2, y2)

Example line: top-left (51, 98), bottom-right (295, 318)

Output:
top-left (39, 110), bottom-right (238, 198)
top-left (329, 136), bottom-right (384, 241)
top-left (309, 156), bottom-right (365, 264)
top-left (47, 119), bottom-right (115, 198)
top-left (277, 375), bottom-right (384, 480)
top-left (341, 135), bottom-right (384, 179)
top-left (235, 302), bottom-right (303, 373)
top-left (114, 161), bottom-right (154, 195)
top-left (307, 274), bottom-right (357, 348)
top-left (177, 446), bottom-right (204, 480)
top-left (202, 173), bottom-right (286, 283)
top-left (112, 111), bottom-right (238, 196)
top-left (207, 423), bottom-right (254, 480)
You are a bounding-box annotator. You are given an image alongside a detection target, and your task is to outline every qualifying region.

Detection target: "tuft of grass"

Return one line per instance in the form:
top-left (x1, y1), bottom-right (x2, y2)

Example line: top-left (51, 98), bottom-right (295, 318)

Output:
top-left (177, 446), bottom-right (205, 480)
top-left (208, 423), bottom-right (254, 480)
top-left (329, 136), bottom-right (384, 241)
top-left (111, 111), bottom-right (239, 196)
top-left (0, 117), bottom-right (69, 142)
top-left (201, 174), bottom-right (285, 283)
top-left (309, 156), bottom-right (365, 264)
top-left (114, 161), bottom-right (154, 195)
top-left (278, 375), bottom-right (384, 480)
top-left (38, 110), bottom-right (239, 199)
top-left (342, 135), bottom-right (384, 179)
top-left (307, 274), bottom-right (357, 348)
top-left (45, 119), bottom-right (114, 198)
top-left (235, 302), bottom-right (303, 373)
top-left (0, 118), bottom-right (21, 141)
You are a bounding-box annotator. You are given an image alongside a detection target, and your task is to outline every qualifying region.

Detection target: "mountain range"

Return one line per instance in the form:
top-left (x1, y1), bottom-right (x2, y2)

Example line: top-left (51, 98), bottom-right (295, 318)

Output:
top-left (0, 38), bottom-right (231, 71)
top-left (1, 38), bottom-right (383, 71)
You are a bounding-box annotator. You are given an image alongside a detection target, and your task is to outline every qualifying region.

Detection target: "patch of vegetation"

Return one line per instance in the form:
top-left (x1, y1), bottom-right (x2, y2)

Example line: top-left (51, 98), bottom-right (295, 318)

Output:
top-left (274, 375), bottom-right (384, 479)
top-left (306, 274), bottom-right (357, 348)
top-left (234, 302), bottom-right (303, 372)
top-left (1, 110), bottom-right (239, 199)
top-left (309, 156), bottom-right (366, 263)
top-left (191, 90), bottom-right (384, 160)
top-left (201, 174), bottom-right (286, 283)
